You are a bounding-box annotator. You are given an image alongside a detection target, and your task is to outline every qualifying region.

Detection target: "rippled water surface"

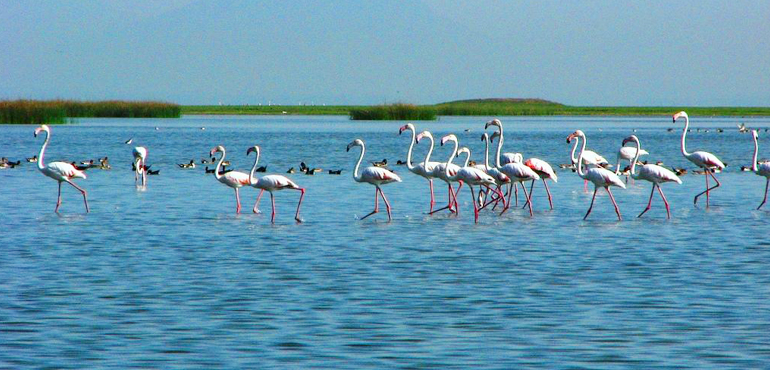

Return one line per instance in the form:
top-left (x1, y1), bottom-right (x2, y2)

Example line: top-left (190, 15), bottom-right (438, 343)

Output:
top-left (2, 115), bottom-right (770, 368)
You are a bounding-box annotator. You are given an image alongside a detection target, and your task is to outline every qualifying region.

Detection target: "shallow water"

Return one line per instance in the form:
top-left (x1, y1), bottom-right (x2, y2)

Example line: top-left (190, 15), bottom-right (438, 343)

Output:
top-left (2, 115), bottom-right (770, 368)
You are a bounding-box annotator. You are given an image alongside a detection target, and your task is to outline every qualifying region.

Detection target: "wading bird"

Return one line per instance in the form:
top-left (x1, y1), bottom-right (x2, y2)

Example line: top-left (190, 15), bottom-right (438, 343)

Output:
top-left (132, 146), bottom-right (147, 187)
top-left (399, 124), bottom-right (440, 213)
top-left (210, 145), bottom-right (250, 213)
top-left (567, 130), bottom-right (625, 220)
top-left (485, 119), bottom-right (540, 216)
top-left (749, 130), bottom-right (770, 210)
top-left (34, 125), bottom-right (89, 213)
top-left (441, 135), bottom-right (499, 223)
top-left (347, 139), bottom-right (402, 221)
top-left (417, 131), bottom-right (460, 214)
top-left (247, 146), bottom-right (305, 223)
top-left (674, 111), bottom-right (725, 208)
top-left (622, 135), bottom-right (681, 218)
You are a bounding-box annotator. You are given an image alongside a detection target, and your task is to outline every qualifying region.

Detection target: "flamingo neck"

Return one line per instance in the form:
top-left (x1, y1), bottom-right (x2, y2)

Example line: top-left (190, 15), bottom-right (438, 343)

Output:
top-left (445, 139), bottom-right (459, 179)
top-left (483, 136), bottom-right (491, 172)
top-left (461, 149), bottom-right (470, 168)
top-left (753, 134), bottom-right (759, 173)
top-left (570, 139), bottom-right (579, 165)
top-left (576, 136), bottom-right (587, 179)
top-left (249, 148), bottom-right (261, 185)
top-left (37, 130), bottom-right (49, 170)
top-left (629, 138), bottom-right (641, 179)
top-left (405, 127), bottom-right (416, 171)
top-left (423, 134), bottom-right (434, 166)
top-left (494, 126), bottom-right (503, 169)
top-left (214, 148), bottom-right (226, 180)
top-left (681, 116), bottom-right (690, 157)
top-left (614, 152), bottom-right (622, 175)
top-left (352, 143), bottom-right (365, 182)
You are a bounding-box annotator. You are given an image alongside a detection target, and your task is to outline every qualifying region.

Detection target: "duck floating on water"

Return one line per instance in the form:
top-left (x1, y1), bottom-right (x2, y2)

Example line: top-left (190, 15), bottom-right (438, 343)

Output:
top-left (178, 160), bottom-right (195, 169)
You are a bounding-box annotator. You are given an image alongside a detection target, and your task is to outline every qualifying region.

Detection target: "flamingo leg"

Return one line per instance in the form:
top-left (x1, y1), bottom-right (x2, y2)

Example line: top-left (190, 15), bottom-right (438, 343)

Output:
top-left (693, 169), bottom-right (720, 207)
top-left (514, 183), bottom-right (519, 207)
top-left (468, 184), bottom-right (479, 223)
top-left (234, 188), bottom-right (241, 214)
top-left (638, 184), bottom-right (656, 218)
top-left (523, 180), bottom-right (535, 209)
top-left (758, 179), bottom-right (769, 210)
top-left (253, 189), bottom-right (264, 214)
top-left (293, 188), bottom-right (305, 222)
top-left (500, 184), bottom-right (514, 215)
top-left (543, 179), bottom-right (553, 210)
top-left (360, 187), bottom-right (380, 220)
top-left (142, 159), bottom-right (147, 187)
top-left (270, 192), bottom-right (276, 223)
top-left (657, 184), bottom-right (672, 219)
top-left (584, 179), bottom-right (588, 193)
top-left (428, 179), bottom-right (435, 213)
top-left (453, 182), bottom-right (463, 216)
top-left (607, 187), bottom-right (622, 220)
top-left (55, 181), bottom-right (63, 213)
top-left (379, 187), bottom-right (393, 222)
top-left (428, 183), bottom-right (454, 214)
top-left (65, 180), bottom-right (89, 213)
top-left (521, 182), bottom-right (533, 217)
top-left (584, 187), bottom-right (598, 220)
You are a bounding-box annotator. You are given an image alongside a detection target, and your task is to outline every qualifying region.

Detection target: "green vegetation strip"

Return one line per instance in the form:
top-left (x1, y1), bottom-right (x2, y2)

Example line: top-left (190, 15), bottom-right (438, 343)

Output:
top-left (184, 99), bottom-right (770, 120)
top-left (1, 100), bottom-right (181, 124)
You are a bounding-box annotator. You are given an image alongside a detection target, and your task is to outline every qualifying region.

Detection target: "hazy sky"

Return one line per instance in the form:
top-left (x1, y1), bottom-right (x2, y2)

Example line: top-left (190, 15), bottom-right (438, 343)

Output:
top-left (2, 1), bottom-right (768, 106)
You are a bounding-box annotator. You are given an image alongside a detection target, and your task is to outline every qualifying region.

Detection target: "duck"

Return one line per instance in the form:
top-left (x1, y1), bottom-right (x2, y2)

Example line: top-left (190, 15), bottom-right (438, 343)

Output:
top-left (396, 160), bottom-right (406, 165)
top-left (205, 166), bottom-right (228, 175)
top-left (305, 168), bottom-right (322, 175)
top-left (71, 162), bottom-right (91, 171)
top-left (147, 169), bottom-right (160, 175)
top-left (80, 159), bottom-right (95, 167)
top-left (716, 128), bottom-right (724, 133)
top-left (125, 138), bottom-right (133, 144)
top-left (26, 155), bottom-right (38, 163)
top-left (738, 123), bottom-right (749, 133)
top-left (667, 128), bottom-right (674, 132)
top-left (255, 165), bottom-right (267, 173)
top-left (371, 158), bottom-right (388, 167)
top-left (741, 165), bottom-right (753, 172)
top-left (299, 162), bottom-right (308, 172)
top-left (201, 157), bottom-right (216, 165)
top-left (672, 167), bottom-right (687, 176)
top-left (328, 169), bottom-right (343, 175)
top-left (286, 167), bottom-right (296, 174)
top-left (178, 160), bottom-right (196, 169)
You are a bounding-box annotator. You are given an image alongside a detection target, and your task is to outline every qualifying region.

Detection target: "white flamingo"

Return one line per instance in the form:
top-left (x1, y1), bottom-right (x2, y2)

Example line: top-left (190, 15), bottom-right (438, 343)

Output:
top-left (485, 119), bottom-right (540, 216)
top-left (567, 130), bottom-right (626, 220)
top-left (524, 157), bottom-right (558, 210)
top-left (623, 135), bottom-right (681, 218)
top-left (615, 144), bottom-right (648, 184)
top-left (347, 139), bottom-right (402, 221)
top-left (132, 146), bottom-right (147, 187)
top-left (399, 124), bottom-right (441, 213)
top-left (750, 130), bottom-right (770, 210)
top-left (417, 131), bottom-right (461, 214)
top-left (476, 133), bottom-right (510, 209)
top-left (34, 125), bottom-right (89, 213)
top-left (210, 145), bottom-right (251, 214)
top-left (247, 146), bottom-right (305, 223)
top-left (441, 135), bottom-right (500, 223)
top-left (569, 134), bottom-right (609, 191)
top-left (674, 111), bottom-right (725, 207)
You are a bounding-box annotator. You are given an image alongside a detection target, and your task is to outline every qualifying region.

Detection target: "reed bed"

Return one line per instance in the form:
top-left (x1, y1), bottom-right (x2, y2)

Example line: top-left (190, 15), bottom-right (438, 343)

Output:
top-left (0, 100), bottom-right (181, 124)
top-left (349, 103), bottom-right (437, 120)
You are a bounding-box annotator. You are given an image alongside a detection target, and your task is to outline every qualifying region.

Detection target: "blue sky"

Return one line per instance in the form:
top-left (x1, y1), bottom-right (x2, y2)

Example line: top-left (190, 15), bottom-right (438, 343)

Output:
top-left (1, 1), bottom-right (768, 106)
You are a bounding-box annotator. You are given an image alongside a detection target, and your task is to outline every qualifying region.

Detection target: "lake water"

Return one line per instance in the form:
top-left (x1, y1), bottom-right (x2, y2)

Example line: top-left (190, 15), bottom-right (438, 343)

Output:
top-left (2, 115), bottom-right (770, 368)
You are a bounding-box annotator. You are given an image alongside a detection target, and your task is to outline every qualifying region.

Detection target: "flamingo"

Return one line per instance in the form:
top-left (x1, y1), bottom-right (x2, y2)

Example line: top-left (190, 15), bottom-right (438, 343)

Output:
top-left (441, 135), bottom-right (499, 223)
top-left (615, 145), bottom-right (648, 183)
top-left (33, 125), bottom-right (89, 213)
top-left (247, 146), bottom-right (305, 223)
top-left (399, 124), bottom-right (440, 213)
top-left (485, 119), bottom-right (540, 216)
top-left (523, 157), bottom-right (558, 210)
top-left (567, 130), bottom-right (625, 220)
top-left (475, 133), bottom-right (510, 208)
top-left (346, 139), bottom-right (402, 221)
top-left (416, 131), bottom-right (460, 214)
top-left (210, 145), bottom-right (251, 213)
top-left (674, 111), bottom-right (725, 207)
top-left (569, 134), bottom-right (609, 191)
top-left (750, 130), bottom-right (770, 210)
top-left (623, 135), bottom-right (682, 218)
top-left (132, 146), bottom-right (147, 187)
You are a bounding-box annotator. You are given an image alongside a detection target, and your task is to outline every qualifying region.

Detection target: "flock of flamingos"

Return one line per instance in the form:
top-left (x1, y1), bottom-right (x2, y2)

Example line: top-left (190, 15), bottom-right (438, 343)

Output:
top-left (31, 111), bottom-right (770, 223)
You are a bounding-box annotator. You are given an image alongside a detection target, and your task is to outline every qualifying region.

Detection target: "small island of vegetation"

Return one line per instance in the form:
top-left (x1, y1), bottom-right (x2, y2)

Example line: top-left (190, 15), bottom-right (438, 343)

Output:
top-left (0, 100), bottom-right (181, 124)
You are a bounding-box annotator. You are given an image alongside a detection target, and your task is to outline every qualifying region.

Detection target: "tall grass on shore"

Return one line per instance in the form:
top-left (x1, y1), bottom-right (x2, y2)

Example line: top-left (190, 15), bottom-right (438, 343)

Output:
top-left (0, 100), bottom-right (181, 124)
top-left (349, 103), bottom-right (437, 120)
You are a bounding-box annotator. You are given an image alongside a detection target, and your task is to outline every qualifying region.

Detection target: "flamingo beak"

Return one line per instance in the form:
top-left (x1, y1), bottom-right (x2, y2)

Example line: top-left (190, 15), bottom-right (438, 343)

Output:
top-left (209, 148), bottom-right (217, 156)
top-left (246, 147), bottom-right (255, 155)
top-left (398, 125), bottom-right (407, 135)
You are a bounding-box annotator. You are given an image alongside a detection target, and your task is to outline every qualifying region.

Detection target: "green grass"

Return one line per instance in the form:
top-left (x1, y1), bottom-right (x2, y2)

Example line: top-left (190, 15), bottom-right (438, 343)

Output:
top-left (182, 105), bottom-right (355, 115)
top-left (0, 100), bottom-right (181, 124)
top-left (183, 99), bottom-right (770, 119)
top-left (349, 104), bottom-right (437, 120)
